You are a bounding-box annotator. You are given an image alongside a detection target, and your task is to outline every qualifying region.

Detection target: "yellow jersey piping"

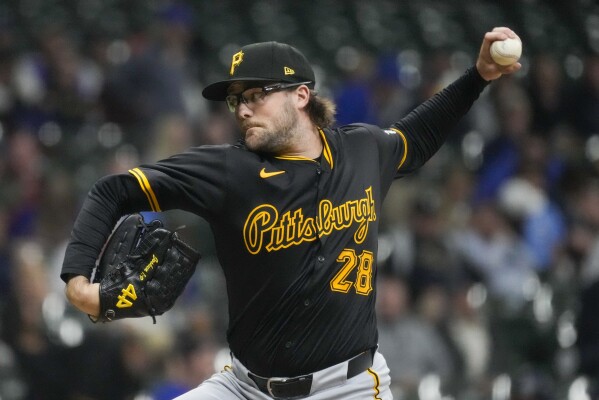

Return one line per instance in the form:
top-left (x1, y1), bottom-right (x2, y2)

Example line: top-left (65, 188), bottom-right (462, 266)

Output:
top-left (389, 127), bottom-right (408, 170)
top-left (273, 129), bottom-right (333, 167)
top-left (367, 368), bottom-right (382, 400)
top-left (275, 155), bottom-right (319, 163)
top-left (129, 168), bottom-right (161, 212)
top-left (318, 128), bottom-right (334, 169)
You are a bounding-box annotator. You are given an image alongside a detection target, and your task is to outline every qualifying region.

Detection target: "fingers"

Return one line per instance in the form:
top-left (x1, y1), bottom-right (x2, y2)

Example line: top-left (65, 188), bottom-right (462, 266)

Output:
top-left (481, 27), bottom-right (520, 55)
top-left (486, 26), bottom-right (520, 42)
top-left (476, 26), bottom-right (522, 81)
top-left (501, 61), bottom-right (522, 74)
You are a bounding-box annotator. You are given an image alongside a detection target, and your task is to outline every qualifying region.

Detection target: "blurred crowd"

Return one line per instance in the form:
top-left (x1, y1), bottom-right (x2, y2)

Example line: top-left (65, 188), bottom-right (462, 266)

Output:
top-left (1, 0), bottom-right (599, 399)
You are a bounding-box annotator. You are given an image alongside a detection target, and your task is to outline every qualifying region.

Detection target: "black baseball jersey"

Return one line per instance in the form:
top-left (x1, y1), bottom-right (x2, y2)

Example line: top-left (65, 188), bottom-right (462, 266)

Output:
top-left (61, 66), bottom-right (488, 377)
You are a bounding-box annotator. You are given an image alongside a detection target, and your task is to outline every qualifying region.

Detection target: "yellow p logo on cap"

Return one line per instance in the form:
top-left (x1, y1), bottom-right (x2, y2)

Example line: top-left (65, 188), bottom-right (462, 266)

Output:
top-left (230, 50), bottom-right (244, 76)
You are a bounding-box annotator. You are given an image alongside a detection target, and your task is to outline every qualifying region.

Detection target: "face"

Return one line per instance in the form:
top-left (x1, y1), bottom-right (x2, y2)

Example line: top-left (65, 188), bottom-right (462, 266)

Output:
top-left (229, 83), bottom-right (301, 154)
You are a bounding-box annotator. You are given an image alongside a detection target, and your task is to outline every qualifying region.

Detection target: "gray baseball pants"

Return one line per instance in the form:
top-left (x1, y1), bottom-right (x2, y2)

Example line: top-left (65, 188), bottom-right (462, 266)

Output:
top-left (174, 350), bottom-right (392, 399)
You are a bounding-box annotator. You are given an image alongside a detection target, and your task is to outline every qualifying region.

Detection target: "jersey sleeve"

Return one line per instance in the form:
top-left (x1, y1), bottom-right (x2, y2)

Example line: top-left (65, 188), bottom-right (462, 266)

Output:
top-left (129, 145), bottom-right (228, 219)
top-left (368, 66), bottom-right (490, 178)
top-left (61, 145), bottom-right (229, 282)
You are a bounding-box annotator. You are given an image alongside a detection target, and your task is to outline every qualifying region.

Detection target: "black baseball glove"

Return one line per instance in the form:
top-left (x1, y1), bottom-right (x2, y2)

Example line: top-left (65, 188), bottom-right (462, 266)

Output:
top-left (91, 214), bottom-right (200, 323)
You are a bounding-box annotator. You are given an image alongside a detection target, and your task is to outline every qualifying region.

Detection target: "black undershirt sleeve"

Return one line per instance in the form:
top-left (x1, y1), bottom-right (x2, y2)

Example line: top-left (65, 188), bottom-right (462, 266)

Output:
top-left (392, 66), bottom-right (489, 174)
top-left (60, 174), bottom-right (147, 282)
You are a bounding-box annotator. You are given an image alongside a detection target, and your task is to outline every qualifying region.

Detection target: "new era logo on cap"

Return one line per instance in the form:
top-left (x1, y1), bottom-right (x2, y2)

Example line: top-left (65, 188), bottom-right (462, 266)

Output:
top-left (202, 41), bottom-right (315, 101)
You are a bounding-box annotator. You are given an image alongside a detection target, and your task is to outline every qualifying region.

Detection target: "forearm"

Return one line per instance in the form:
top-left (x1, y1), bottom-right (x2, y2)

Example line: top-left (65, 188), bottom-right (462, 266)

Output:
top-left (61, 174), bottom-right (142, 282)
top-left (62, 175), bottom-right (136, 316)
top-left (391, 27), bottom-right (522, 170)
top-left (393, 67), bottom-right (489, 166)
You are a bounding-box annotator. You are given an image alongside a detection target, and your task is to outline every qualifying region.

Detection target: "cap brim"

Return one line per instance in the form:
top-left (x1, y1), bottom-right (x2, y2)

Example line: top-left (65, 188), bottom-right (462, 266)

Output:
top-left (202, 77), bottom-right (278, 101)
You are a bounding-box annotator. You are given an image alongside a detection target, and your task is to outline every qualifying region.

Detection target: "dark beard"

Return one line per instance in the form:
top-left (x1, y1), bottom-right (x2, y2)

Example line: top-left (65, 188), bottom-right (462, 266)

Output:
top-left (244, 99), bottom-right (299, 154)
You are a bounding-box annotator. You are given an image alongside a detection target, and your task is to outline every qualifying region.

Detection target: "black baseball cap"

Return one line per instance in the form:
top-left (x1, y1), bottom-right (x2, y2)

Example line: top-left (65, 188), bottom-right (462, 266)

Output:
top-left (202, 41), bottom-right (316, 101)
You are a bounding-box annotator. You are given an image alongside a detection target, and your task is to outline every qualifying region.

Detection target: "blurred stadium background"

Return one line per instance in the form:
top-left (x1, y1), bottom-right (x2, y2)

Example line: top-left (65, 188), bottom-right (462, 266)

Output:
top-left (1, 0), bottom-right (599, 399)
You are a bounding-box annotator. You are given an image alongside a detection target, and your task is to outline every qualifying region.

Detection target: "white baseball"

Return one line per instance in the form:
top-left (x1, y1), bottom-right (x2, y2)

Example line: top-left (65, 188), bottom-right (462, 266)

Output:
top-left (490, 37), bottom-right (522, 66)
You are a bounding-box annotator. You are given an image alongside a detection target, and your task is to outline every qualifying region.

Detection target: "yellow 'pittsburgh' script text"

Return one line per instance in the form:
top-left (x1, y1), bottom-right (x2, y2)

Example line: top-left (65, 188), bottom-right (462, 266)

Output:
top-left (243, 187), bottom-right (376, 254)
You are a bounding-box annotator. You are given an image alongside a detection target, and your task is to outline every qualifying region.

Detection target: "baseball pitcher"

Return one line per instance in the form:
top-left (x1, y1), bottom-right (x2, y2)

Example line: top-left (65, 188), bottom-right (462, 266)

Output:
top-left (62, 27), bottom-right (521, 399)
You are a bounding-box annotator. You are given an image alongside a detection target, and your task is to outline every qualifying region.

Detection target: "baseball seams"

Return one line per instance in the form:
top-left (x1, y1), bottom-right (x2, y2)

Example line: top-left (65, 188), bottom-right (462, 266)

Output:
top-left (493, 43), bottom-right (518, 61)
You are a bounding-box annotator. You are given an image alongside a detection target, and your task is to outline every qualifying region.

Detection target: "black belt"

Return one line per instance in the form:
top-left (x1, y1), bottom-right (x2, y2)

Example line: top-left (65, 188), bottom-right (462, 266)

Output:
top-left (248, 349), bottom-right (374, 399)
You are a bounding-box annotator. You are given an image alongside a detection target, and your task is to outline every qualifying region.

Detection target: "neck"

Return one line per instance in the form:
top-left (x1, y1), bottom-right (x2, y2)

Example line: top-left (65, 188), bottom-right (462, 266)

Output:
top-left (286, 120), bottom-right (322, 159)
top-left (298, 126), bottom-right (323, 159)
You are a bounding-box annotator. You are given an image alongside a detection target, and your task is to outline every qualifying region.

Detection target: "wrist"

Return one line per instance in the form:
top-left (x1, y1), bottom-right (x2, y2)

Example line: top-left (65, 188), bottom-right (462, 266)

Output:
top-left (65, 275), bottom-right (100, 316)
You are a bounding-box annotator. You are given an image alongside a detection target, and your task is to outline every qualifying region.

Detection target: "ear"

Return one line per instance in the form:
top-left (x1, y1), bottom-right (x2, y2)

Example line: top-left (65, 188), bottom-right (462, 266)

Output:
top-left (295, 85), bottom-right (311, 109)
